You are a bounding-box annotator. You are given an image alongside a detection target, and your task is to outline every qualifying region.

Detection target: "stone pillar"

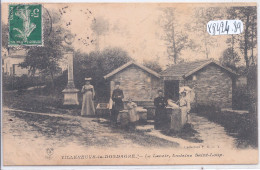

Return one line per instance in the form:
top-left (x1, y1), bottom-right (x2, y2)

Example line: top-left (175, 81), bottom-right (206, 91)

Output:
top-left (62, 51), bottom-right (79, 105)
top-left (166, 107), bottom-right (183, 131)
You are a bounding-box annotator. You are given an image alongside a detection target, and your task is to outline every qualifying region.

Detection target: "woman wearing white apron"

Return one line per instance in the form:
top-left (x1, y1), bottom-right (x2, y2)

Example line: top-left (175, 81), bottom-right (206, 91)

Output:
top-left (179, 91), bottom-right (188, 125)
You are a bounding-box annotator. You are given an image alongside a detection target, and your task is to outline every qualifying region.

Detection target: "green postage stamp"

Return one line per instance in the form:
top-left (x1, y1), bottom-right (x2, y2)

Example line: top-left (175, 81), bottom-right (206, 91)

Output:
top-left (8, 4), bottom-right (42, 46)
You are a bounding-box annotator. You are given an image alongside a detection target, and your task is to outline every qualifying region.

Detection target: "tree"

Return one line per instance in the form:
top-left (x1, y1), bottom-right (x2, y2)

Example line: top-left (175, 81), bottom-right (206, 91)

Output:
top-left (19, 10), bottom-right (68, 91)
top-left (219, 47), bottom-right (240, 71)
top-left (74, 47), bottom-right (132, 80)
top-left (20, 27), bottom-right (65, 90)
top-left (73, 47), bottom-right (133, 101)
top-left (143, 60), bottom-right (162, 73)
top-left (227, 6), bottom-right (257, 71)
top-left (192, 7), bottom-right (224, 58)
top-left (249, 13), bottom-right (257, 65)
top-left (160, 8), bottom-right (195, 64)
top-left (225, 34), bottom-right (240, 67)
top-left (225, 6), bottom-right (257, 114)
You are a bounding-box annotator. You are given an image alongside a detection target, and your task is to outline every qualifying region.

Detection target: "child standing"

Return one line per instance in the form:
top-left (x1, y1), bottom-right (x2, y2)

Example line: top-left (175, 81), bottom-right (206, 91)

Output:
top-left (126, 98), bottom-right (138, 130)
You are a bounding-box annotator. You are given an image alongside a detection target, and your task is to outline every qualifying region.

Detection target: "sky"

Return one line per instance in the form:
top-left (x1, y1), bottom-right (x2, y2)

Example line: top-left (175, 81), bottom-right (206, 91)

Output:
top-left (2, 3), bottom-right (257, 68)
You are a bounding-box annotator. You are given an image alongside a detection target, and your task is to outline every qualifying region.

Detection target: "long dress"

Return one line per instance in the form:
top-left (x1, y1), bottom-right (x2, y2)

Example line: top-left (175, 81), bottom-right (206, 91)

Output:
top-left (111, 88), bottom-right (124, 122)
top-left (126, 102), bottom-right (139, 122)
top-left (81, 85), bottom-right (95, 116)
top-left (154, 96), bottom-right (168, 129)
top-left (179, 97), bottom-right (188, 125)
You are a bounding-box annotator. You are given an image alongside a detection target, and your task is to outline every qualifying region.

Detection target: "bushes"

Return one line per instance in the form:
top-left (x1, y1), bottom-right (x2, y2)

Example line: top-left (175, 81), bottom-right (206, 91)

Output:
top-left (233, 85), bottom-right (250, 110)
top-left (3, 75), bottom-right (46, 91)
top-left (233, 65), bottom-right (257, 112)
top-left (191, 104), bottom-right (221, 114)
top-left (233, 84), bottom-right (257, 115)
top-left (42, 70), bottom-right (111, 102)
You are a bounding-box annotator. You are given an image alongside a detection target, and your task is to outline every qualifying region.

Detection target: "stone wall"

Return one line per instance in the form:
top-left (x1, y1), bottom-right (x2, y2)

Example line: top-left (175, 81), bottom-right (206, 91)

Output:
top-left (109, 65), bottom-right (161, 103)
top-left (184, 64), bottom-right (233, 108)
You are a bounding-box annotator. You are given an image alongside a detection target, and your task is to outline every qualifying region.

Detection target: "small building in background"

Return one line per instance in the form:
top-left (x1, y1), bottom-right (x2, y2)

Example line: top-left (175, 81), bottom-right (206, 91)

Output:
top-left (161, 59), bottom-right (237, 109)
top-left (104, 59), bottom-right (237, 110)
top-left (104, 61), bottom-right (161, 106)
top-left (3, 56), bottom-right (29, 76)
top-left (2, 49), bottom-right (30, 77)
top-left (2, 49), bottom-right (40, 77)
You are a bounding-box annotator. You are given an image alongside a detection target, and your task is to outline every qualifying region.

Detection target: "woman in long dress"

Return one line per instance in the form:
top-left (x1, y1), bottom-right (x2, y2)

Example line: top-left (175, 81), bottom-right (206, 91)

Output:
top-left (179, 91), bottom-right (188, 125)
top-left (81, 78), bottom-right (95, 116)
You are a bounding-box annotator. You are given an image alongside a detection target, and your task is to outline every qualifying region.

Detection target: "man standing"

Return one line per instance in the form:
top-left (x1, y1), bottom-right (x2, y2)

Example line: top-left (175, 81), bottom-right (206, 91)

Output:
top-left (111, 82), bottom-right (124, 124)
top-left (154, 89), bottom-right (168, 130)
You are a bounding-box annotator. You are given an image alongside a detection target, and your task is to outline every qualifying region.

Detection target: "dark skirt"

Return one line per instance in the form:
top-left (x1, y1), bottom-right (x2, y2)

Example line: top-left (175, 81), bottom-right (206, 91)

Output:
top-left (154, 108), bottom-right (168, 130)
top-left (113, 99), bottom-right (124, 111)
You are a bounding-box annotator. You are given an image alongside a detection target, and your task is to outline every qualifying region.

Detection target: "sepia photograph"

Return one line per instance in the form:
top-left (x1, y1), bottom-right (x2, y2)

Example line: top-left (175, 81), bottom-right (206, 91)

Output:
top-left (1, 2), bottom-right (258, 166)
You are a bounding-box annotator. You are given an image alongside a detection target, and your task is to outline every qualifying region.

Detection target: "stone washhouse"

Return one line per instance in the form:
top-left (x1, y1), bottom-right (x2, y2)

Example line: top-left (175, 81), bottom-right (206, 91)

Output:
top-left (102, 60), bottom-right (237, 120)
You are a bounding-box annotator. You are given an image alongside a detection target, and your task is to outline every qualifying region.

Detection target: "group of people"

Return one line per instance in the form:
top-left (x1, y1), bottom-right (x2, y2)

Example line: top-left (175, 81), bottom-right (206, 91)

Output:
top-left (80, 77), bottom-right (192, 130)
top-left (154, 89), bottom-right (191, 129)
top-left (81, 79), bottom-right (138, 127)
top-left (110, 82), bottom-right (139, 129)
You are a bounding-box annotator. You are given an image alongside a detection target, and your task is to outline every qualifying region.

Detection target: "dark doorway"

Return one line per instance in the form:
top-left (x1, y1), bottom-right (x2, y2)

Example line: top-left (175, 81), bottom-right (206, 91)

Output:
top-left (164, 80), bottom-right (179, 101)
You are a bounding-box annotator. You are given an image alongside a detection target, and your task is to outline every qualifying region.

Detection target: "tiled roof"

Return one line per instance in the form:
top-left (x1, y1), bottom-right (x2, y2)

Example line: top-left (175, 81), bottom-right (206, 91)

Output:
top-left (104, 59), bottom-right (237, 80)
top-left (161, 59), bottom-right (236, 78)
top-left (104, 61), bottom-right (161, 79)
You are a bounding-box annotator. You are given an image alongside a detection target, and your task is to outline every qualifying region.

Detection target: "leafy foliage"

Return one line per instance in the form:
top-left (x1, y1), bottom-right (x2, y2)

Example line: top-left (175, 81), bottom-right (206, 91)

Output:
top-left (227, 6), bottom-right (257, 69)
top-left (160, 8), bottom-right (196, 64)
top-left (224, 6), bottom-right (257, 114)
top-left (19, 10), bottom-right (70, 91)
top-left (19, 25), bottom-right (66, 79)
top-left (192, 7), bottom-right (224, 58)
top-left (143, 60), bottom-right (162, 73)
top-left (52, 47), bottom-right (133, 101)
top-left (219, 47), bottom-right (240, 71)
top-left (74, 47), bottom-right (132, 81)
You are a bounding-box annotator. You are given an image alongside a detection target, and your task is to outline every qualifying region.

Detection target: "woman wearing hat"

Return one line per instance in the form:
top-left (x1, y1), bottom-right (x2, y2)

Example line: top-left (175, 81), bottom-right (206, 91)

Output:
top-left (81, 78), bottom-right (95, 116)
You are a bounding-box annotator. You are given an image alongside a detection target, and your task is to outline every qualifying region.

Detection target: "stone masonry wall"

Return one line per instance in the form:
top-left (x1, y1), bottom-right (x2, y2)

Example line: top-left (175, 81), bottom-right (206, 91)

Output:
top-left (184, 64), bottom-right (233, 108)
top-left (110, 65), bottom-right (161, 103)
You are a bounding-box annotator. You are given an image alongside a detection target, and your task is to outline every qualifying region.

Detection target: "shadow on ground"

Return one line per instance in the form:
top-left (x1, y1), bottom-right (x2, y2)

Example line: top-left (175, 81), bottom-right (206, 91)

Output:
top-left (160, 124), bottom-right (203, 143)
top-left (7, 110), bottom-right (179, 148)
top-left (92, 119), bottom-right (180, 148)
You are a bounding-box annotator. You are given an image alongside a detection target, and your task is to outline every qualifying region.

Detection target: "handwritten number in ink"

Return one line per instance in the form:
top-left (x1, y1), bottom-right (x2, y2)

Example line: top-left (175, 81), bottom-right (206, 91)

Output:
top-left (224, 21), bottom-right (229, 34)
top-left (207, 20), bottom-right (243, 35)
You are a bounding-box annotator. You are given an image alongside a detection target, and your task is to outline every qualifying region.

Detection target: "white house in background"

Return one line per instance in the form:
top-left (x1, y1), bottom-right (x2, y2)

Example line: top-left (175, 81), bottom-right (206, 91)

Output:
top-left (2, 49), bottom-right (31, 77)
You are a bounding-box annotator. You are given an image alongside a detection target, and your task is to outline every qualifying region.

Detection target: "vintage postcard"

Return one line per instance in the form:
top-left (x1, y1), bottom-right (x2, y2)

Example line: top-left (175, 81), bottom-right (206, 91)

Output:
top-left (1, 2), bottom-right (258, 166)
